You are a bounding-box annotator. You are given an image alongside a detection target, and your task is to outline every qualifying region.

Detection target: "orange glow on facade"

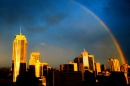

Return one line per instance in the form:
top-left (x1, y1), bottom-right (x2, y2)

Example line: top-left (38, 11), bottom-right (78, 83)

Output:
top-left (35, 60), bottom-right (41, 77)
top-left (74, 49), bottom-right (95, 80)
top-left (12, 29), bottom-right (27, 82)
top-left (108, 58), bottom-right (120, 72)
top-left (29, 52), bottom-right (40, 65)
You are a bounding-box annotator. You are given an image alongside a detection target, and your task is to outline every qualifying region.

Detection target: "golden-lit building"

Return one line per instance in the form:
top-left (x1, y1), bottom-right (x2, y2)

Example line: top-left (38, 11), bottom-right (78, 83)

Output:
top-left (108, 58), bottom-right (120, 72)
top-left (29, 52), bottom-right (40, 65)
top-left (29, 52), bottom-right (49, 78)
top-left (95, 62), bottom-right (101, 75)
top-left (120, 64), bottom-right (129, 72)
top-left (35, 60), bottom-right (41, 77)
top-left (74, 49), bottom-right (95, 80)
top-left (29, 52), bottom-right (41, 77)
top-left (12, 29), bottom-right (27, 82)
top-left (74, 49), bottom-right (95, 71)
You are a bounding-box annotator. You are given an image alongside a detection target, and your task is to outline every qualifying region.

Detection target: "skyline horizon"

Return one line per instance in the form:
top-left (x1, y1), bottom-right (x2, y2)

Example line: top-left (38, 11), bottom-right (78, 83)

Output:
top-left (0, 0), bottom-right (129, 68)
top-left (0, 28), bottom-right (126, 68)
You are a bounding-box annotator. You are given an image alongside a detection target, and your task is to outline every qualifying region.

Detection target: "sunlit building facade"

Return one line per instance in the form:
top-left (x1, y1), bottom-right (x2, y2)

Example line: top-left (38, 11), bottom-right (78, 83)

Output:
top-left (12, 30), bottom-right (27, 82)
top-left (95, 62), bottom-right (101, 75)
top-left (29, 52), bottom-right (41, 77)
top-left (35, 60), bottom-right (41, 77)
top-left (74, 49), bottom-right (95, 80)
top-left (29, 52), bottom-right (40, 65)
top-left (120, 64), bottom-right (129, 72)
top-left (108, 58), bottom-right (120, 72)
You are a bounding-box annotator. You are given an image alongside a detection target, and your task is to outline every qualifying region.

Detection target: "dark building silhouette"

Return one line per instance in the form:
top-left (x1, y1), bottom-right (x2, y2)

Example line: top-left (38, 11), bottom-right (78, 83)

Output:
top-left (84, 70), bottom-right (96, 86)
top-left (52, 71), bottom-right (82, 86)
top-left (16, 71), bottom-right (39, 86)
top-left (97, 72), bottom-right (128, 86)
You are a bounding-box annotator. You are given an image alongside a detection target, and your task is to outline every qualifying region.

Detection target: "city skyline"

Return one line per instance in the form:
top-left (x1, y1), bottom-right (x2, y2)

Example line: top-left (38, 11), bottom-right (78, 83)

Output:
top-left (0, 0), bottom-right (129, 67)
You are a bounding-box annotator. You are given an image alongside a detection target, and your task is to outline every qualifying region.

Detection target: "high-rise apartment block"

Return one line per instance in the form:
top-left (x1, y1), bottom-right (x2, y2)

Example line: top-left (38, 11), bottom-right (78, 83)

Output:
top-left (12, 29), bottom-right (27, 82)
top-left (108, 58), bottom-right (120, 72)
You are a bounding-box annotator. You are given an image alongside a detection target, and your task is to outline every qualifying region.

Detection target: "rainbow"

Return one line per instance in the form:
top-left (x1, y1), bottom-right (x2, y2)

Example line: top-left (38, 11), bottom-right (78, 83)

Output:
top-left (73, 1), bottom-right (127, 64)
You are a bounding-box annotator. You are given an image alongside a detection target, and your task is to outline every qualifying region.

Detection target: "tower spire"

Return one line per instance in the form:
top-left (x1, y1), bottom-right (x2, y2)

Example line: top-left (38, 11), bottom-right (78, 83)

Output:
top-left (20, 26), bottom-right (22, 35)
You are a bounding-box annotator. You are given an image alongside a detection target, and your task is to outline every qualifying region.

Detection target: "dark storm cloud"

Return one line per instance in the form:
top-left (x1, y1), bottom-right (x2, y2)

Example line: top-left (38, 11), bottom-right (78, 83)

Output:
top-left (104, 0), bottom-right (130, 17)
top-left (44, 13), bottom-right (66, 25)
top-left (0, 0), bottom-right (68, 36)
top-left (0, 0), bottom-right (58, 26)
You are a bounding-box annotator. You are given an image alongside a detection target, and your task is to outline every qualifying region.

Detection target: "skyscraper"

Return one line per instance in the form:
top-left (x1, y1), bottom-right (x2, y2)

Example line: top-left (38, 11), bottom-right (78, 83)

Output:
top-left (12, 28), bottom-right (27, 82)
top-left (74, 49), bottom-right (95, 80)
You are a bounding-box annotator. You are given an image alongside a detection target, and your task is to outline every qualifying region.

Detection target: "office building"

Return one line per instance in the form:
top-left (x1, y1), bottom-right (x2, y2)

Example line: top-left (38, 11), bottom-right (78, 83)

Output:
top-left (12, 29), bottom-right (27, 82)
top-left (74, 49), bottom-right (95, 80)
top-left (40, 62), bottom-right (49, 77)
top-left (120, 64), bottom-right (129, 72)
top-left (95, 62), bottom-right (101, 75)
top-left (35, 60), bottom-right (41, 77)
top-left (29, 52), bottom-right (41, 77)
top-left (52, 70), bottom-right (82, 86)
top-left (108, 58), bottom-right (120, 72)
top-left (30, 52), bottom-right (40, 64)
top-left (60, 62), bottom-right (78, 72)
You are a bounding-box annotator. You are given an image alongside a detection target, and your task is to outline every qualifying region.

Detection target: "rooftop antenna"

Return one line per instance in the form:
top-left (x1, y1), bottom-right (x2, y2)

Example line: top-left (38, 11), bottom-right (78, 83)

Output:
top-left (20, 26), bottom-right (22, 35)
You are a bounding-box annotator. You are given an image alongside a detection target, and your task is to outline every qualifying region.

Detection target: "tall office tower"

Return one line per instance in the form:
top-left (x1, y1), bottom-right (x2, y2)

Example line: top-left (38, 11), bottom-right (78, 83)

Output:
top-left (74, 49), bottom-right (95, 80)
top-left (108, 58), bottom-right (120, 72)
top-left (12, 29), bottom-right (27, 82)
top-left (95, 62), bottom-right (101, 75)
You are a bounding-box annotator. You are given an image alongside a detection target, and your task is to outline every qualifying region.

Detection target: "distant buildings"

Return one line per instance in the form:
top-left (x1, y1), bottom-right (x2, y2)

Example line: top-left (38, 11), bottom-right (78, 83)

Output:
top-left (108, 58), bottom-right (120, 72)
top-left (95, 62), bottom-right (101, 75)
top-left (29, 52), bottom-right (49, 79)
top-left (120, 64), bottom-right (129, 72)
top-left (12, 29), bottom-right (27, 82)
